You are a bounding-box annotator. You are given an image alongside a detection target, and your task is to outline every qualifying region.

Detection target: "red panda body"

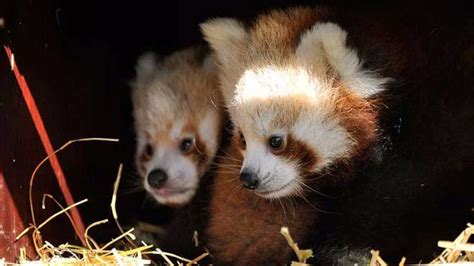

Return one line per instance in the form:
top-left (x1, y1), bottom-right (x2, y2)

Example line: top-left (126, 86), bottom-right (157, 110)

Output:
top-left (202, 5), bottom-right (474, 265)
top-left (207, 141), bottom-right (319, 265)
top-left (131, 46), bottom-right (227, 258)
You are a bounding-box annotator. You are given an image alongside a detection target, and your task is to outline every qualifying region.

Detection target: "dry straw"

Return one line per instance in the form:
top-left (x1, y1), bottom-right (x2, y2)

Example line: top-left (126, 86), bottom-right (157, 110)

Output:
top-left (2, 138), bottom-right (208, 266)
top-left (370, 224), bottom-right (474, 265)
top-left (281, 227), bottom-right (313, 266)
top-left (1, 137), bottom-right (472, 265)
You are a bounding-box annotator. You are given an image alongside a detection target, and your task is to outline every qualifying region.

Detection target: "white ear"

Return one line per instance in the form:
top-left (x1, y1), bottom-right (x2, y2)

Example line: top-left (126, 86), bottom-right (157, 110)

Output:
top-left (200, 18), bottom-right (247, 65)
top-left (296, 22), bottom-right (389, 98)
top-left (135, 51), bottom-right (158, 84)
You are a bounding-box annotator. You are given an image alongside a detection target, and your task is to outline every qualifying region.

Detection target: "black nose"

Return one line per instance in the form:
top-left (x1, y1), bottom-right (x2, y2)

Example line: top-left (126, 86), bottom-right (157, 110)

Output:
top-left (147, 169), bottom-right (168, 189)
top-left (239, 171), bottom-right (259, 190)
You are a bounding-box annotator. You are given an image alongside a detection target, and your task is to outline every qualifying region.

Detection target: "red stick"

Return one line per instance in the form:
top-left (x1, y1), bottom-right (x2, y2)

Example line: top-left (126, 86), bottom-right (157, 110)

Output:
top-left (3, 45), bottom-right (86, 244)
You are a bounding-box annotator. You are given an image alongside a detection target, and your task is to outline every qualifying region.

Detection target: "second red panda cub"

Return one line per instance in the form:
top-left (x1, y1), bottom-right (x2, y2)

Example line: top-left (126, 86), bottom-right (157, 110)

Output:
top-left (131, 46), bottom-right (225, 257)
top-left (132, 46), bottom-right (224, 208)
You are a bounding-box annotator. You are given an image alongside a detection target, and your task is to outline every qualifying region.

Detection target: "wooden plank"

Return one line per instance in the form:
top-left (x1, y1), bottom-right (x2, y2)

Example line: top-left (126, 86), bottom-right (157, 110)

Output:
top-left (0, 171), bottom-right (34, 261)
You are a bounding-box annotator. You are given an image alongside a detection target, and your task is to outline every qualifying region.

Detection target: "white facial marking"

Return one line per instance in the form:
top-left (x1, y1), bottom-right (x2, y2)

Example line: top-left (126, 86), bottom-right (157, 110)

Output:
top-left (170, 118), bottom-right (184, 138)
top-left (202, 18), bottom-right (388, 201)
top-left (143, 147), bottom-right (198, 205)
top-left (132, 47), bottom-right (223, 207)
top-left (292, 112), bottom-right (354, 170)
top-left (198, 109), bottom-right (220, 161)
top-left (240, 139), bottom-right (299, 199)
top-left (231, 66), bottom-right (355, 199)
top-left (234, 67), bottom-right (328, 105)
top-left (134, 115), bottom-right (203, 206)
top-left (231, 66), bottom-right (349, 198)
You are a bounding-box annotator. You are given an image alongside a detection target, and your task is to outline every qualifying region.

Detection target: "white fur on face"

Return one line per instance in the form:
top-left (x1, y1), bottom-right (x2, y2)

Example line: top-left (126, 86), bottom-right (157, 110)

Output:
top-left (198, 109), bottom-right (220, 163)
top-left (233, 67), bottom-right (328, 105)
top-left (138, 118), bottom-right (200, 206)
top-left (132, 47), bottom-right (223, 206)
top-left (292, 111), bottom-right (354, 170)
top-left (240, 139), bottom-right (300, 199)
top-left (136, 110), bottom-right (221, 206)
top-left (237, 111), bottom-right (353, 199)
top-left (143, 145), bottom-right (199, 206)
top-left (203, 18), bottom-right (388, 199)
top-left (232, 66), bottom-right (354, 199)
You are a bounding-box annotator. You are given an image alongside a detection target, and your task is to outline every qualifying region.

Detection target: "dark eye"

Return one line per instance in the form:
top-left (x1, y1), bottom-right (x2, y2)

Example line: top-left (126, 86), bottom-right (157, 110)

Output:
top-left (144, 144), bottom-right (154, 157)
top-left (179, 138), bottom-right (194, 153)
top-left (239, 132), bottom-right (246, 150)
top-left (268, 136), bottom-right (284, 151)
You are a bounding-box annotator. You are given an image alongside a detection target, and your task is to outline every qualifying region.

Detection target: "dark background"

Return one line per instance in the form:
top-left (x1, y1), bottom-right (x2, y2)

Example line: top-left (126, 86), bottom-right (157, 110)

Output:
top-left (0, 0), bottom-right (472, 259)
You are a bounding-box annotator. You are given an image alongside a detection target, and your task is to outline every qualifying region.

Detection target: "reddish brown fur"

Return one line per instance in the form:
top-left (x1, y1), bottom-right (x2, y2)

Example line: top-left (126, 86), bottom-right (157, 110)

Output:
top-left (205, 7), bottom-right (386, 265)
top-left (335, 87), bottom-right (379, 156)
top-left (138, 151), bottom-right (149, 173)
top-left (202, 3), bottom-right (474, 264)
top-left (251, 8), bottom-right (317, 55)
top-left (280, 134), bottom-right (320, 175)
top-left (181, 120), bottom-right (213, 171)
top-left (247, 7), bottom-right (330, 66)
top-left (207, 136), bottom-right (319, 265)
top-left (193, 134), bottom-right (209, 166)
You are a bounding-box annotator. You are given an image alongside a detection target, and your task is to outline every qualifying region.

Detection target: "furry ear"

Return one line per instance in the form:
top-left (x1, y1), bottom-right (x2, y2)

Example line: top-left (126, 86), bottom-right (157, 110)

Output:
top-left (135, 51), bottom-right (158, 84)
top-left (296, 22), bottom-right (389, 98)
top-left (202, 54), bottom-right (216, 74)
top-left (200, 18), bottom-right (247, 66)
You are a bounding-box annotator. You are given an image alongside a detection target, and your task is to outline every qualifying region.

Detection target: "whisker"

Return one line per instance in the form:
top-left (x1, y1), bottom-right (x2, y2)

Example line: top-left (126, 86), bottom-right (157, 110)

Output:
top-left (142, 193), bottom-right (160, 209)
top-left (211, 168), bottom-right (241, 174)
top-left (214, 170), bottom-right (239, 173)
top-left (295, 179), bottom-right (335, 199)
top-left (213, 166), bottom-right (241, 172)
top-left (119, 171), bottom-right (147, 196)
top-left (213, 155), bottom-right (242, 163)
top-left (278, 198), bottom-right (287, 218)
top-left (297, 189), bottom-right (332, 214)
top-left (288, 195), bottom-right (297, 218)
top-left (118, 187), bottom-right (144, 196)
top-left (211, 159), bottom-right (241, 165)
top-left (212, 176), bottom-right (240, 187)
top-left (209, 162), bottom-right (241, 169)
top-left (225, 183), bottom-right (243, 205)
top-left (210, 166), bottom-right (241, 172)
top-left (211, 163), bottom-right (242, 169)
top-left (217, 147), bottom-right (242, 162)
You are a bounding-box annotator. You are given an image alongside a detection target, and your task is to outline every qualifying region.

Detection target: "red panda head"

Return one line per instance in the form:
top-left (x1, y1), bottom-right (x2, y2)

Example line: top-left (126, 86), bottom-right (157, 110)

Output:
top-left (131, 47), bottom-right (223, 206)
top-left (201, 10), bottom-right (389, 199)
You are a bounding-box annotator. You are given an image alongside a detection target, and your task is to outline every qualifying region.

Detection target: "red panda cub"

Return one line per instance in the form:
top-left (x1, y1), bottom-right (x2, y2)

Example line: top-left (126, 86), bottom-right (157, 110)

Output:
top-left (131, 46), bottom-right (225, 255)
top-left (200, 8), bottom-right (389, 265)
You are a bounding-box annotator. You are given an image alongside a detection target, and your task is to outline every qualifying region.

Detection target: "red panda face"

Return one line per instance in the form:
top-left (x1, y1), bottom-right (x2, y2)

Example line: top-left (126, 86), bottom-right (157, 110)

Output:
top-left (135, 110), bottom-right (220, 206)
top-left (132, 48), bottom-right (222, 206)
top-left (236, 130), bottom-right (321, 199)
top-left (202, 19), bottom-right (388, 199)
top-left (230, 67), bottom-right (358, 198)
